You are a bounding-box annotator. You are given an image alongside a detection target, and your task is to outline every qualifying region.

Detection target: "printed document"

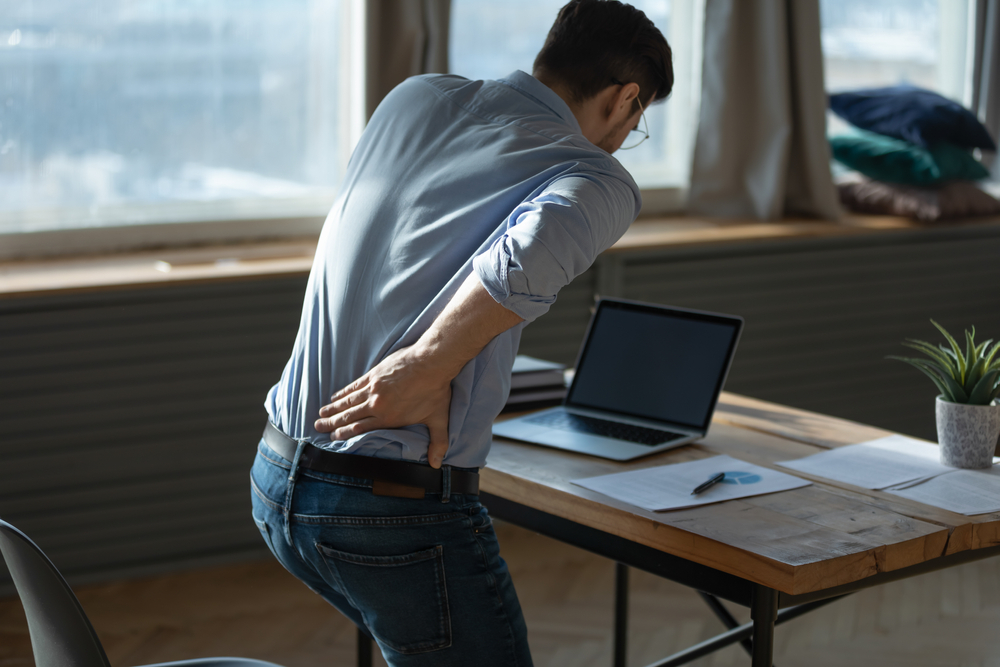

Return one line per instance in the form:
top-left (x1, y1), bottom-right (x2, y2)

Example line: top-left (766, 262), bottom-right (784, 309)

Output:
top-left (572, 455), bottom-right (811, 512)
top-left (887, 466), bottom-right (1000, 515)
top-left (776, 435), bottom-right (952, 489)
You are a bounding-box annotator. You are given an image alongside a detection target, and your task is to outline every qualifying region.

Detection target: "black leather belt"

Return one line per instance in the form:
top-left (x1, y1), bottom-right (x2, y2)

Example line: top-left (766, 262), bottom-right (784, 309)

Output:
top-left (262, 421), bottom-right (479, 498)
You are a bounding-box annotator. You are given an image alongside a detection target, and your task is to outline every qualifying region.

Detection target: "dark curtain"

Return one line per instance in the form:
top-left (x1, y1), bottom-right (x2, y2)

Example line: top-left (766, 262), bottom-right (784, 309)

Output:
top-left (365, 0), bottom-right (451, 120)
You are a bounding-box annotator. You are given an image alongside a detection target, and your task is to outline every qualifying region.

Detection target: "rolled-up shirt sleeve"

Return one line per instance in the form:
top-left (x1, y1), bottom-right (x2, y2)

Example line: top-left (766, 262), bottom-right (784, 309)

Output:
top-left (474, 171), bottom-right (641, 322)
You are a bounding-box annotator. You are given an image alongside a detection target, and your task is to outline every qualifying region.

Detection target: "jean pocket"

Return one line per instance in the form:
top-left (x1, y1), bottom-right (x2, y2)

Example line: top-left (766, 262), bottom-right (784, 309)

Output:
top-left (315, 543), bottom-right (451, 654)
top-left (253, 515), bottom-right (277, 555)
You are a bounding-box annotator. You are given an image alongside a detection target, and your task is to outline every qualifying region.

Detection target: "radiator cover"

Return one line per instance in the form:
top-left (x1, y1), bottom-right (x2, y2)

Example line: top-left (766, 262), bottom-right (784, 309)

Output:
top-left (3, 225), bottom-right (1000, 587)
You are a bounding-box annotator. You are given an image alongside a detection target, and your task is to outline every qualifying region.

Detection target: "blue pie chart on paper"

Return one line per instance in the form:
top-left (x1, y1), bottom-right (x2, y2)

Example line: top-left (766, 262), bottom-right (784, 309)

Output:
top-left (720, 471), bottom-right (761, 485)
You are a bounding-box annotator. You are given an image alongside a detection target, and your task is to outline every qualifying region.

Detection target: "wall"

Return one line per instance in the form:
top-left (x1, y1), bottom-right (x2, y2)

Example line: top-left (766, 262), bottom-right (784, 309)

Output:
top-left (1, 277), bottom-right (306, 589)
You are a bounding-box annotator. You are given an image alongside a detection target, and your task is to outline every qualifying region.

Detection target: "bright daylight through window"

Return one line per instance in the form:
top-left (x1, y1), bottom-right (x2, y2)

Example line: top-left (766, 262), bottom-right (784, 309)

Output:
top-left (820, 0), bottom-right (975, 128)
top-left (0, 1), bottom-right (356, 237)
top-left (449, 0), bottom-right (703, 199)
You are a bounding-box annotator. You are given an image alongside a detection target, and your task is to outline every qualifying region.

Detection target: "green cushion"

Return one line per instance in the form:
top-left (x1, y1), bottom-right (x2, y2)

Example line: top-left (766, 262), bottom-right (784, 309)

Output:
top-left (829, 131), bottom-right (989, 185)
top-left (929, 142), bottom-right (992, 181)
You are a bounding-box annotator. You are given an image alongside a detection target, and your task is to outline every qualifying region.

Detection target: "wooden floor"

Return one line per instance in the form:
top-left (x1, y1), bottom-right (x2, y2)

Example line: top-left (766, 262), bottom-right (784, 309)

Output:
top-left (3, 521), bottom-right (1000, 667)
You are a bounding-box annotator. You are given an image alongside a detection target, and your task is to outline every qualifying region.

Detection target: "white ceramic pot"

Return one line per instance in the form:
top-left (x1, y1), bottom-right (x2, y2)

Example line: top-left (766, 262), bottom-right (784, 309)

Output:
top-left (935, 396), bottom-right (1000, 469)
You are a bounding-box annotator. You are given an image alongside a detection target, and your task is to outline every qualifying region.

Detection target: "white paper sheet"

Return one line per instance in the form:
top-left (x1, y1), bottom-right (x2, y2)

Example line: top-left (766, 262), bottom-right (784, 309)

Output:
top-left (571, 455), bottom-right (811, 512)
top-left (776, 435), bottom-right (953, 490)
top-left (887, 466), bottom-right (1000, 515)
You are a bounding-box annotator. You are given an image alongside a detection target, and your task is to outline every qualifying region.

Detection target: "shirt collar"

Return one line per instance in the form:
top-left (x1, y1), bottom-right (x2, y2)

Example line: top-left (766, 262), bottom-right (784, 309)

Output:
top-left (497, 70), bottom-right (582, 135)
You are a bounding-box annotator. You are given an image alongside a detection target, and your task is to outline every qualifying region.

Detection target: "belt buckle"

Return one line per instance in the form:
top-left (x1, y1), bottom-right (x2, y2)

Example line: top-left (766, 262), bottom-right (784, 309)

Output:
top-left (372, 479), bottom-right (426, 499)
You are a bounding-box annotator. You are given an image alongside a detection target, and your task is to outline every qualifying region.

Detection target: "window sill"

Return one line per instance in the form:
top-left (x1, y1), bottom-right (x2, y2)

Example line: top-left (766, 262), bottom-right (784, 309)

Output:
top-left (0, 239), bottom-right (318, 300)
top-left (3, 213), bottom-right (1000, 300)
top-left (615, 212), bottom-right (1000, 253)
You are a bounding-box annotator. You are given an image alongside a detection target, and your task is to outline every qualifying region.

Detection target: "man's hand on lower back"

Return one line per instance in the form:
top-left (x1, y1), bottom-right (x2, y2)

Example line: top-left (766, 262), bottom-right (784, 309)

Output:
top-left (315, 344), bottom-right (453, 468)
top-left (314, 273), bottom-right (525, 469)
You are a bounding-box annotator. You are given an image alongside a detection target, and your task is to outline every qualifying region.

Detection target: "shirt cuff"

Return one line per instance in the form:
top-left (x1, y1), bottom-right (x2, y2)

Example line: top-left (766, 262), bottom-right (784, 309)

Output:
top-left (473, 244), bottom-right (556, 323)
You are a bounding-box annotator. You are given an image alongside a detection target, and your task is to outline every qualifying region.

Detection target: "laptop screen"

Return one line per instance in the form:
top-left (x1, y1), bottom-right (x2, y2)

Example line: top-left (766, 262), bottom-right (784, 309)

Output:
top-left (565, 300), bottom-right (743, 430)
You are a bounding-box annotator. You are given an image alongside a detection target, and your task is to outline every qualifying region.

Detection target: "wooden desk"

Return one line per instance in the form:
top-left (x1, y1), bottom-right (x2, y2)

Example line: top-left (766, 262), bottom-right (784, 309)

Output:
top-left (481, 393), bottom-right (1000, 667)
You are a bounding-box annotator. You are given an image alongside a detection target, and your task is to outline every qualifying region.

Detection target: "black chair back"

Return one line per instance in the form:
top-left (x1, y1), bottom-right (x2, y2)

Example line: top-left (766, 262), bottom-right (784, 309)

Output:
top-left (0, 519), bottom-right (111, 667)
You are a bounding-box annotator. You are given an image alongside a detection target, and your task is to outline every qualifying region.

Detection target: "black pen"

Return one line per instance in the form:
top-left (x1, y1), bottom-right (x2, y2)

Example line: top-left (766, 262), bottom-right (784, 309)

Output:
top-left (690, 472), bottom-right (726, 496)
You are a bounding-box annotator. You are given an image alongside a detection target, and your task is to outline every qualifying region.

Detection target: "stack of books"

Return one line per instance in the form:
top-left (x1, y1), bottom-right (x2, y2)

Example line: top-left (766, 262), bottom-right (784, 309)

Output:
top-left (503, 355), bottom-right (567, 413)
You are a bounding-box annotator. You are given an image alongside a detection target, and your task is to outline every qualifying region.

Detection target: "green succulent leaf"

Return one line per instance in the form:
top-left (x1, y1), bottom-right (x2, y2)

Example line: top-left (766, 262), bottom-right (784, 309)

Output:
top-left (965, 356), bottom-right (987, 393)
top-left (985, 340), bottom-right (1000, 370)
top-left (932, 320), bottom-right (966, 380)
top-left (964, 329), bottom-right (977, 381)
top-left (909, 367), bottom-right (954, 401)
top-left (924, 358), bottom-right (969, 402)
top-left (968, 369), bottom-right (1000, 405)
top-left (940, 345), bottom-right (959, 362)
top-left (895, 322), bottom-right (1000, 404)
top-left (890, 356), bottom-right (968, 402)
top-left (901, 339), bottom-right (958, 374)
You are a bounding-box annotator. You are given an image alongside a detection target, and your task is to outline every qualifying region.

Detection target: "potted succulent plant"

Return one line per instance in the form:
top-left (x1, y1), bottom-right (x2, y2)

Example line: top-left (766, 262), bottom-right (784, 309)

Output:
top-left (890, 320), bottom-right (1000, 468)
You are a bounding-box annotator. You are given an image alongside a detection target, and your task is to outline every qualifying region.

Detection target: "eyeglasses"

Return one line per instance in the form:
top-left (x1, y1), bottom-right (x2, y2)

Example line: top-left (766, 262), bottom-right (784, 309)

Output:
top-left (611, 77), bottom-right (649, 150)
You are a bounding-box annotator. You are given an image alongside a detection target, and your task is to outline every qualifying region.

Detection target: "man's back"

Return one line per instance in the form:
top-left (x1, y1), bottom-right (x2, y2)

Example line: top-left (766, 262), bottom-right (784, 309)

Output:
top-left (266, 70), bottom-right (640, 468)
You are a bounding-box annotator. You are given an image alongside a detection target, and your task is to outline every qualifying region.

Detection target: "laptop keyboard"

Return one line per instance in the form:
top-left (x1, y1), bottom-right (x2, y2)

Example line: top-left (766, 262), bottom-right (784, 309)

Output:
top-left (526, 411), bottom-right (687, 447)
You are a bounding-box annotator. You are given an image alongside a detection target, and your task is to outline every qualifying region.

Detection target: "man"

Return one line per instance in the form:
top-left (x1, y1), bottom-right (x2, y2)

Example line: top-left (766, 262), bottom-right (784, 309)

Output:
top-left (250, 1), bottom-right (673, 665)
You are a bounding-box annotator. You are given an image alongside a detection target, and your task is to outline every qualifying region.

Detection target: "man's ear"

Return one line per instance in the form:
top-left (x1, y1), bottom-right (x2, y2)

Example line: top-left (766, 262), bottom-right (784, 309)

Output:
top-left (607, 81), bottom-right (640, 121)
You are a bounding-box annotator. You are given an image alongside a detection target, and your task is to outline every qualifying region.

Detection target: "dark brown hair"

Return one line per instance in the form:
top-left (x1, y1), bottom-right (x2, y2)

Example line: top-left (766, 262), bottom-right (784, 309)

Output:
top-left (533, 0), bottom-right (673, 111)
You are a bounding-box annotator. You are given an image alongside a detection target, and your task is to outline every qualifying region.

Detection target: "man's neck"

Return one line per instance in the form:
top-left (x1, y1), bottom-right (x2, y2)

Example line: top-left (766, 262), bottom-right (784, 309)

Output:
top-left (532, 69), bottom-right (617, 149)
top-left (532, 70), bottom-right (580, 118)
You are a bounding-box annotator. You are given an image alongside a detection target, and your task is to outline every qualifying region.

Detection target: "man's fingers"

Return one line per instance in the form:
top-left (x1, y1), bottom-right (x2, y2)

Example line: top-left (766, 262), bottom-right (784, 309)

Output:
top-left (314, 412), bottom-right (379, 438)
top-left (333, 417), bottom-right (379, 441)
top-left (314, 416), bottom-right (336, 433)
top-left (329, 374), bottom-right (371, 402)
top-left (425, 414), bottom-right (450, 469)
top-left (314, 403), bottom-right (373, 432)
top-left (318, 387), bottom-right (368, 418)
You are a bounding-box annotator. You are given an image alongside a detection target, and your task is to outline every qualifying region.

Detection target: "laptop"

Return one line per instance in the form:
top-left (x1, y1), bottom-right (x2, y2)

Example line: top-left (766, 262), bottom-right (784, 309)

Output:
top-left (492, 298), bottom-right (744, 461)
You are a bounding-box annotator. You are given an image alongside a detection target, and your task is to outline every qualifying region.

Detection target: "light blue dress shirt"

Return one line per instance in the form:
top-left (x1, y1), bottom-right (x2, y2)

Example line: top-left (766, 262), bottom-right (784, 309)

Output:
top-left (265, 70), bottom-right (641, 468)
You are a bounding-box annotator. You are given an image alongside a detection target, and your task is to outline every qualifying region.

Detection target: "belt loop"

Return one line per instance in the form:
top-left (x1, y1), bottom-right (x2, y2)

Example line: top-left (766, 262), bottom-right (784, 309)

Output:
top-left (440, 465), bottom-right (452, 504)
top-left (283, 440), bottom-right (308, 547)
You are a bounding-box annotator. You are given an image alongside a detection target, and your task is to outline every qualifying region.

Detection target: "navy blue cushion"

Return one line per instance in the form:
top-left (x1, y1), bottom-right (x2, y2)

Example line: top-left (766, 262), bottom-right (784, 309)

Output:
top-left (829, 86), bottom-right (996, 151)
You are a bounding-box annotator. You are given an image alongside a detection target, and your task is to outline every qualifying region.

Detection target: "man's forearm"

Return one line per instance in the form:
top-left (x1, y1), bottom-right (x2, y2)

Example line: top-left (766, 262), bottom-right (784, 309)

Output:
top-left (411, 272), bottom-right (525, 381)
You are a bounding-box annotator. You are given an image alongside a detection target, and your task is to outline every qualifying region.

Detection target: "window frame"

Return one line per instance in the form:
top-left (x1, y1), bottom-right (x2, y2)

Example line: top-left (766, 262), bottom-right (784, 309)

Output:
top-left (621, 0), bottom-right (705, 204)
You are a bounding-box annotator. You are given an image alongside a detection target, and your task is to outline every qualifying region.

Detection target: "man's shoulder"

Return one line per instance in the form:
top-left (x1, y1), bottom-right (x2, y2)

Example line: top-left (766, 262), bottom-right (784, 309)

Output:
top-left (383, 73), bottom-right (639, 200)
top-left (377, 74), bottom-right (507, 126)
top-left (391, 73), bottom-right (485, 102)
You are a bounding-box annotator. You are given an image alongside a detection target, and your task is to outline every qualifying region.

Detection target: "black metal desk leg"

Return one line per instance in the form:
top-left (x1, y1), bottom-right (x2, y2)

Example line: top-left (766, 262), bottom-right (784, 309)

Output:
top-left (698, 592), bottom-right (755, 657)
top-left (358, 627), bottom-right (373, 667)
top-left (749, 585), bottom-right (778, 667)
top-left (614, 562), bottom-right (629, 667)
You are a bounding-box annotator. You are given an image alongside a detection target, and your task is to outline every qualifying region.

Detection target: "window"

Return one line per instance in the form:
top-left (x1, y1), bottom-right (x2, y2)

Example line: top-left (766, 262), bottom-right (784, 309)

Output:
top-left (820, 0), bottom-right (975, 134)
top-left (449, 0), bottom-right (703, 210)
top-left (0, 0), bottom-right (363, 241)
top-left (3, 0), bottom-right (698, 259)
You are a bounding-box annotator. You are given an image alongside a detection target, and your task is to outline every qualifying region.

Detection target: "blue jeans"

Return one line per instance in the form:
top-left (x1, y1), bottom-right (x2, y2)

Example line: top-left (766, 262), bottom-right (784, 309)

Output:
top-left (249, 440), bottom-right (533, 667)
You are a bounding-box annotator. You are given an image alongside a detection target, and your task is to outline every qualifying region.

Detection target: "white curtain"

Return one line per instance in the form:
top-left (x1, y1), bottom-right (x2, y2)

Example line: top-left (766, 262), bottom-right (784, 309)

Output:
top-left (686, 0), bottom-right (841, 221)
top-left (365, 0), bottom-right (451, 120)
top-left (972, 0), bottom-right (1000, 178)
